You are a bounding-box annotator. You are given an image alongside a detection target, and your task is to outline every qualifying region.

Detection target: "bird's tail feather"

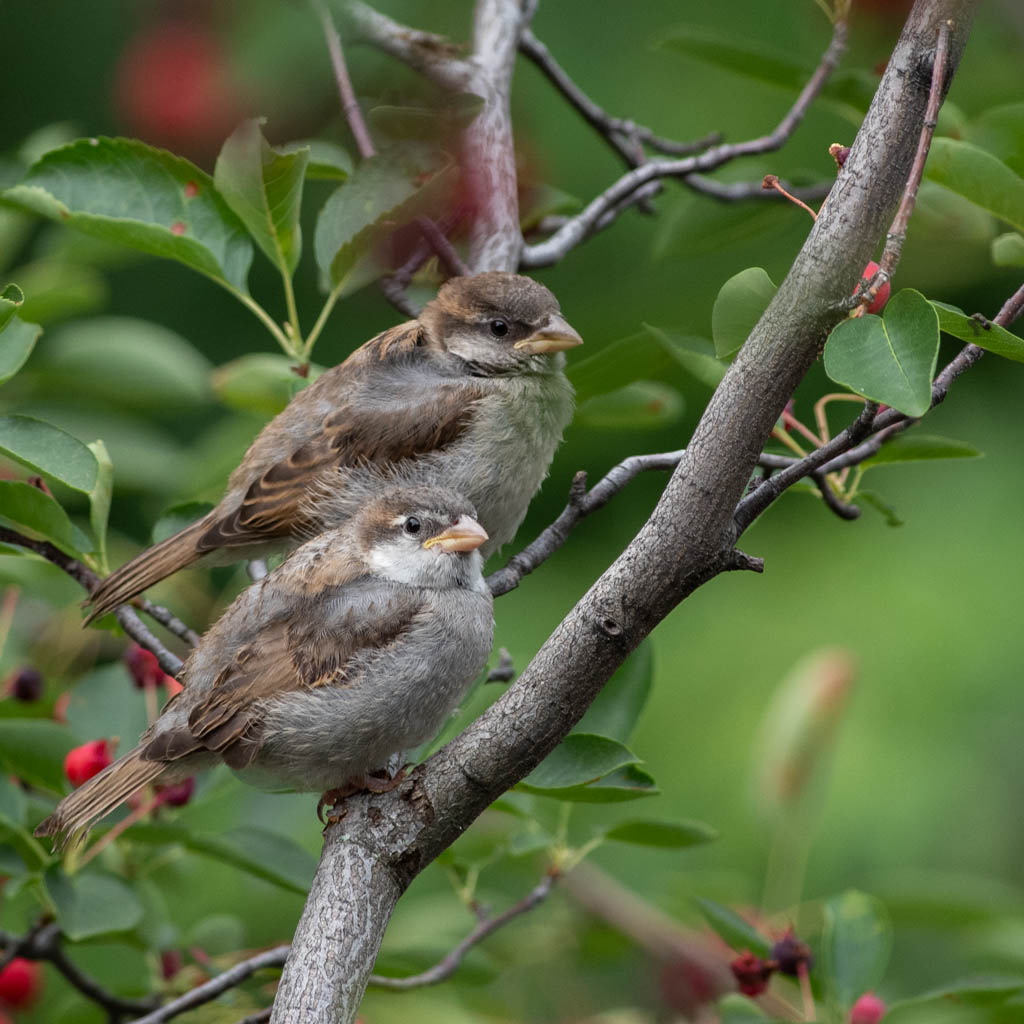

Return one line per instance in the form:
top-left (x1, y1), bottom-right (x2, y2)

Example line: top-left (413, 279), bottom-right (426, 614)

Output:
top-left (83, 517), bottom-right (211, 625)
top-left (34, 751), bottom-right (164, 850)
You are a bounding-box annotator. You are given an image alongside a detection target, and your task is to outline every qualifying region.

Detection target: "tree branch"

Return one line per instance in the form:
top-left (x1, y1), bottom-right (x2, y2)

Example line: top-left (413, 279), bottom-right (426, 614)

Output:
top-left (367, 871), bottom-right (556, 990)
top-left (269, 4), bottom-right (979, 1023)
top-left (128, 946), bottom-right (289, 1024)
top-left (520, 17), bottom-right (848, 267)
top-left (0, 528), bottom-right (184, 676)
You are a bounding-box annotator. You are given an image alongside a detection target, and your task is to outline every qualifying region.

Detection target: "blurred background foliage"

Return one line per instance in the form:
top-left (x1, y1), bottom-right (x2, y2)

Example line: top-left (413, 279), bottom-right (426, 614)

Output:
top-left (1, 0), bottom-right (1024, 1021)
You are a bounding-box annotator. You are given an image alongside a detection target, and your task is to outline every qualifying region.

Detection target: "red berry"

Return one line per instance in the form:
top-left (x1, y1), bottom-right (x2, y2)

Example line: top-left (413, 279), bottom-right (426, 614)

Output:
top-left (0, 957), bottom-right (42, 1008)
top-left (126, 645), bottom-right (165, 690)
top-left (850, 991), bottom-right (887, 1023)
top-left (64, 739), bottom-right (113, 787)
top-left (729, 951), bottom-right (774, 998)
top-left (857, 261), bottom-right (891, 314)
top-left (771, 928), bottom-right (813, 976)
top-left (156, 777), bottom-right (195, 807)
top-left (160, 950), bottom-right (184, 981)
top-left (7, 667), bottom-right (43, 702)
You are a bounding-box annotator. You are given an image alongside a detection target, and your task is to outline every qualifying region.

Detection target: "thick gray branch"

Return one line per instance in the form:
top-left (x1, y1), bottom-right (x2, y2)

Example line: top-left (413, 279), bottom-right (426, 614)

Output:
top-left (272, 4), bottom-right (978, 1022)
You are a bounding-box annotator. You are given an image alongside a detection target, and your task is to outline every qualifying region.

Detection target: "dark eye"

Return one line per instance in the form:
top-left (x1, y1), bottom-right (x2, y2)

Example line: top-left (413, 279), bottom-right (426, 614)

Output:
top-left (489, 319), bottom-right (509, 338)
top-left (404, 516), bottom-right (421, 535)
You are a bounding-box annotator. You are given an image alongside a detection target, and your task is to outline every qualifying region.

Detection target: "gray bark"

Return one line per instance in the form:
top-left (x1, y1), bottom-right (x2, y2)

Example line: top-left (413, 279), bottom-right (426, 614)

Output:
top-left (271, 2), bottom-right (980, 1021)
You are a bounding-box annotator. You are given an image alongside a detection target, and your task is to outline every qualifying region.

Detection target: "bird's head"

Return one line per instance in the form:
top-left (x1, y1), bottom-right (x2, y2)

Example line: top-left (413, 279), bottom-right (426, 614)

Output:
top-left (420, 271), bottom-right (583, 375)
top-left (357, 485), bottom-right (489, 590)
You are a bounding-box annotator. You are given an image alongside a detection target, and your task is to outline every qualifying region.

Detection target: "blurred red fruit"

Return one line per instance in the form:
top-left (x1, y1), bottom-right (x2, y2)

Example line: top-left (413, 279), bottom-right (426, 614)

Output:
top-left (858, 261), bottom-right (891, 314)
top-left (850, 991), bottom-right (887, 1023)
top-left (7, 666), bottom-right (43, 702)
top-left (729, 951), bottom-right (773, 997)
top-left (126, 645), bottom-right (165, 689)
top-left (771, 928), bottom-right (813, 976)
top-left (65, 739), bottom-right (113, 787)
top-left (114, 21), bottom-right (243, 154)
top-left (156, 777), bottom-right (195, 807)
top-left (0, 957), bottom-right (42, 1008)
top-left (160, 950), bottom-right (184, 981)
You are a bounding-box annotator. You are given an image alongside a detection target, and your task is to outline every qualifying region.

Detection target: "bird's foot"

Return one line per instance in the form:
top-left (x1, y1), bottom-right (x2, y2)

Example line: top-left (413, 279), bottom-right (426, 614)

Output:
top-left (317, 766), bottom-right (410, 826)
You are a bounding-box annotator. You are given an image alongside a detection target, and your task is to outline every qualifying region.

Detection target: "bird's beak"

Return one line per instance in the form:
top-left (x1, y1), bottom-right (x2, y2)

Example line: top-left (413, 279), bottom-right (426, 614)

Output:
top-left (422, 515), bottom-right (489, 553)
top-left (513, 313), bottom-right (584, 354)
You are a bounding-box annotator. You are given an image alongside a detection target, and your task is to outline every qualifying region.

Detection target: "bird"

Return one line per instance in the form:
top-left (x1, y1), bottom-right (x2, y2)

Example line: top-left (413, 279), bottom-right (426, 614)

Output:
top-left (84, 271), bottom-right (582, 624)
top-left (38, 484), bottom-right (495, 848)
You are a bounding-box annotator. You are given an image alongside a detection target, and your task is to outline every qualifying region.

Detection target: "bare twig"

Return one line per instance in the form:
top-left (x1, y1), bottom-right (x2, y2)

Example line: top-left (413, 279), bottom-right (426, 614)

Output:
top-left (521, 18), bottom-right (847, 267)
top-left (138, 598), bottom-right (200, 649)
top-left (128, 946), bottom-right (290, 1024)
top-left (368, 872), bottom-right (557, 990)
top-left (857, 21), bottom-right (951, 310)
top-left (379, 238), bottom-right (432, 317)
top-left (685, 174), bottom-right (832, 204)
top-left (486, 647), bottom-right (515, 683)
top-left (811, 471), bottom-right (861, 520)
top-left (0, 528), bottom-right (184, 676)
top-left (315, 0), bottom-right (376, 159)
top-left (2, 923), bottom-right (159, 1019)
top-left (414, 216), bottom-right (470, 277)
top-left (235, 1010), bottom-right (272, 1024)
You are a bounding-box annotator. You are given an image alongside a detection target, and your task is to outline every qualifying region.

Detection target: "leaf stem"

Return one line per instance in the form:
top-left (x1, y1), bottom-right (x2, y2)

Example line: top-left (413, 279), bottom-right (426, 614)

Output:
top-left (219, 281), bottom-right (294, 355)
top-left (281, 268), bottom-right (303, 346)
top-left (303, 280), bottom-right (345, 359)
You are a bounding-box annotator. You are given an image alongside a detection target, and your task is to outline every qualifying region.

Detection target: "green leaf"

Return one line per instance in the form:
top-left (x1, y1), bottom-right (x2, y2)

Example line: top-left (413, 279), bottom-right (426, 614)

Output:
top-left (8, 260), bottom-right (108, 325)
top-left (568, 331), bottom-right (670, 404)
top-left (576, 641), bottom-right (653, 744)
top-left (992, 232), bottom-right (1024, 266)
top-left (0, 315), bottom-right (42, 386)
top-left (212, 353), bottom-right (317, 416)
top-left (931, 301), bottom-right (1024, 362)
top-left (188, 913), bottom-right (248, 956)
top-left (0, 282), bottom-right (24, 331)
top-left (39, 317), bottom-right (213, 411)
top-left (0, 820), bottom-right (49, 872)
top-left (0, 414), bottom-right (98, 493)
top-left (531, 764), bottom-right (660, 803)
top-left (694, 896), bottom-right (772, 957)
top-left (129, 822), bottom-right (316, 894)
top-left (3, 137), bottom-right (254, 292)
top-left (282, 139), bottom-right (353, 181)
top-left (821, 890), bottom-right (893, 1013)
top-left (925, 138), bottom-right (1024, 233)
top-left (575, 381), bottom-right (684, 430)
top-left (520, 733), bottom-right (640, 792)
top-left (0, 719), bottom-right (76, 792)
top-left (824, 289), bottom-right (940, 417)
top-left (152, 501), bottom-right (214, 545)
top-left (712, 267), bottom-right (777, 358)
top-left (602, 818), bottom-right (718, 848)
top-left (0, 773), bottom-right (27, 826)
top-left (966, 101), bottom-right (1024, 175)
top-left (0, 480), bottom-right (88, 558)
top-left (717, 993), bottom-right (770, 1023)
top-left (314, 143), bottom-right (450, 289)
top-left (63, 664), bottom-right (149, 750)
top-left (643, 325), bottom-right (727, 389)
top-left (87, 440), bottom-right (113, 564)
top-left (215, 120), bottom-right (309, 277)
top-left (862, 433), bottom-right (981, 467)
top-left (855, 490), bottom-right (904, 527)
top-left (45, 866), bottom-right (144, 940)
top-left (520, 182), bottom-right (581, 232)
top-left (368, 93), bottom-right (484, 141)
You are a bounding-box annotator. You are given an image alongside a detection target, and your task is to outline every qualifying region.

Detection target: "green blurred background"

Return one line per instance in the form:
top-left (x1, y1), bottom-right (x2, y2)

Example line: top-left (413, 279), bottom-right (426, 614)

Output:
top-left (2, 0), bottom-right (1024, 1020)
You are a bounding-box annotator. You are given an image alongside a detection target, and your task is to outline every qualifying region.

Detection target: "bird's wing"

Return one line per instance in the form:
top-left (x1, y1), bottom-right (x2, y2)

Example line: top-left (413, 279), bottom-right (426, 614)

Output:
top-left (141, 579), bottom-right (425, 770)
top-left (196, 322), bottom-right (485, 550)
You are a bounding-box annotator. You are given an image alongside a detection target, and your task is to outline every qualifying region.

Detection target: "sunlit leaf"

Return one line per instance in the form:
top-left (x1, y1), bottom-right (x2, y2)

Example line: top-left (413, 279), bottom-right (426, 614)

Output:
top-left (821, 890), bottom-right (893, 1013)
top-left (215, 119), bottom-right (309, 276)
top-left (824, 289), bottom-right (940, 416)
top-left (0, 414), bottom-right (98, 493)
top-left (931, 301), bottom-right (1024, 362)
top-left (3, 137), bottom-right (253, 292)
top-left (712, 267), bottom-right (777, 358)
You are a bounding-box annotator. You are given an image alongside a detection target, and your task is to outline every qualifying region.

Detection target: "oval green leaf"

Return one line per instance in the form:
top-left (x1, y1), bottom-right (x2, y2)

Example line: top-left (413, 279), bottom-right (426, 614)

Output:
top-left (0, 414), bottom-right (98, 492)
top-left (712, 267), bottom-right (777, 358)
top-left (821, 890), bottom-right (893, 1013)
top-left (282, 139), bottom-right (353, 181)
top-left (215, 119), bottom-right (309, 277)
top-left (694, 896), bottom-right (772, 957)
top-left (212, 353), bottom-right (317, 416)
top-left (528, 764), bottom-right (660, 804)
top-left (931, 301), bottom-right (1024, 363)
top-left (3, 137), bottom-right (253, 292)
top-left (603, 818), bottom-right (718, 848)
top-left (0, 718), bottom-right (76, 793)
top-left (862, 433), bottom-right (981, 467)
top-left (0, 315), bottom-right (42, 386)
top-left (45, 866), bottom-right (145, 940)
top-left (824, 289), bottom-right (939, 417)
top-left (0, 282), bottom-right (24, 331)
top-left (992, 232), bottom-right (1024, 267)
top-left (576, 381), bottom-right (684, 430)
top-left (643, 325), bottom-right (726, 389)
top-left (576, 641), bottom-right (653, 744)
top-left (0, 480), bottom-right (88, 558)
top-left (925, 138), bottom-right (1024, 233)
top-left (520, 733), bottom-right (640, 792)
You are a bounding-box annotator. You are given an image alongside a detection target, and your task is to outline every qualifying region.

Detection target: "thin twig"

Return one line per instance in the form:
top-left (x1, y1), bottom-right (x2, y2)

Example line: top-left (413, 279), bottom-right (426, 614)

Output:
top-left (127, 946), bottom-right (290, 1024)
top-left (138, 599), bottom-right (200, 648)
top-left (521, 18), bottom-right (847, 267)
top-left (315, 0), bottom-right (376, 159)
top-left (685, 174), bottom-right (832, 204)
top-left (367, 872), bottom-right (557, 990)
top-left (857, 21), bottom-right (951, 311)
top-left (414, 216), bottom-right (470, 277)
top-left (234, 1010), bottom-right (272, 1024)
top-left (485, 647), bottom-right (515, 683)
top-left (811, 471), bottom-right (860, 520)
top-left (0, 528), bottom-right (184, 676)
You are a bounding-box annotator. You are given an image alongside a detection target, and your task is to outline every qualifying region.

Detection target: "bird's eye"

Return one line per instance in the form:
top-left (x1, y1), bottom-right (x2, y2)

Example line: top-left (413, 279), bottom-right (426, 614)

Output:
top-left (489, 319), bottom-right (509, 338)
top-left (404, 516), bottom-right (421, 535)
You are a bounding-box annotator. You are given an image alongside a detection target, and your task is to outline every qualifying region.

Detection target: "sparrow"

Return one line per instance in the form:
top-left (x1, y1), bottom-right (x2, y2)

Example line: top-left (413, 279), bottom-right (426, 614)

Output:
top-left (38, 484), bottom-right (494, 848)
top-left (84, 271), bottom-right (582, 623)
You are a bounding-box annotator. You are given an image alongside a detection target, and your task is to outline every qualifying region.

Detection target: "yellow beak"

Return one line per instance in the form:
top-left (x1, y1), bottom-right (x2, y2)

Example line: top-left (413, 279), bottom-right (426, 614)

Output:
top-left (422, 515), bottom-right (489, 553)
top-left (513, 313), bottom-right (584, 355)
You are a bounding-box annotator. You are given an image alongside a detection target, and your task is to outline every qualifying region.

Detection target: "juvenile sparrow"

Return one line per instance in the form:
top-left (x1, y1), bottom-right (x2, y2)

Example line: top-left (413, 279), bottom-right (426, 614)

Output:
top-left (39, 484), bottom-right (494, 847)
top-left (85, 272), bottom-right (581, 623)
